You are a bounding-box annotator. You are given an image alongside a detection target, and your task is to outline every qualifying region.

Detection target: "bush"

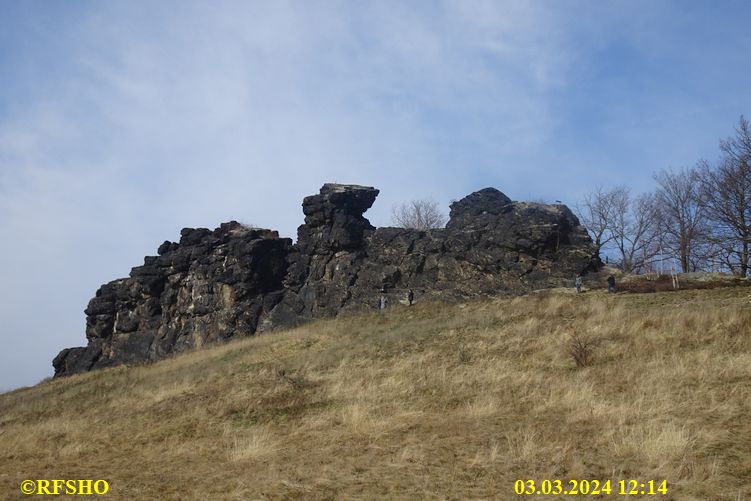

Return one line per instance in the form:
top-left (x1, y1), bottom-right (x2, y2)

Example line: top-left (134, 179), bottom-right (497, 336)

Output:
top-left (567, 332), bottom-right (601, 367)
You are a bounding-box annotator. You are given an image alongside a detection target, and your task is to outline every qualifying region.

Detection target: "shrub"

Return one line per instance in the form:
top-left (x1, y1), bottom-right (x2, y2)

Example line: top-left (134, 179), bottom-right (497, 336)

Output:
top-left (567, 332), bottom-right (601, 367)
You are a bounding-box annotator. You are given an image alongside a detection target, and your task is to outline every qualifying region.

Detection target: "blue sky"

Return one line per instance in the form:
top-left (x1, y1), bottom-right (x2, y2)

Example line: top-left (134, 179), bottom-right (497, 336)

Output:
top-left (1, 0), bottom-right (750, 391)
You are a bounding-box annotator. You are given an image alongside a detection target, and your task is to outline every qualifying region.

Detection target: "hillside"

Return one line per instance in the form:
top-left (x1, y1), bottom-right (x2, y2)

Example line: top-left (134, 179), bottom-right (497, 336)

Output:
top-left (2, 287), bottom-right (751, 500)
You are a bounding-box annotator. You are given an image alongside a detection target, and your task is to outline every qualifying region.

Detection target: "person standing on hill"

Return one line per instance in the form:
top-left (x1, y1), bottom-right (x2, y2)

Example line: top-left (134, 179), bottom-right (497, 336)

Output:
top-left (607, 274), bottom-right (616, 294)
top-left (575, 274), bottom-right (583, 293)
top-left (407, 289), bottom-right (414, 306)
top-left (379, 293), bottom-right (387, 312)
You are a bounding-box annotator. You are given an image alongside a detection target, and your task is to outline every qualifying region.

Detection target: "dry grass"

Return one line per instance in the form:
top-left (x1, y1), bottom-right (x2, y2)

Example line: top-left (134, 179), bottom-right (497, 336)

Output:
top-left (2, 287), bottom-right (751, 500)
top-left (618, 273), bottom-right (750, 294)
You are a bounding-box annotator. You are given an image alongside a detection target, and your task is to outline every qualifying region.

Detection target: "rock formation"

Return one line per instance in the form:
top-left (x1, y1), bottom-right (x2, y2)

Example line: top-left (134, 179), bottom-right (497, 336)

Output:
top-left (53, 184), bottom-right (597, 377)
top-left (52, 223), bottom-right (291, 376)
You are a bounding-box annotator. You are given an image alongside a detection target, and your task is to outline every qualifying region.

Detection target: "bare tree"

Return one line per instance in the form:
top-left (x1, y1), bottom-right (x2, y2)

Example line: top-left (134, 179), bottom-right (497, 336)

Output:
top-left (391, 198), bottom-right (447, 230)
top-left (609, 189), bottom-right (660, 273)
top-left (653, 167), bottom-right (708, 272)
top-left (698, 116), bottom-right (751, 276)
top-left (607, 186), bottom-right (631, 269)
top-left (575, 186), bottom-right (619, 258)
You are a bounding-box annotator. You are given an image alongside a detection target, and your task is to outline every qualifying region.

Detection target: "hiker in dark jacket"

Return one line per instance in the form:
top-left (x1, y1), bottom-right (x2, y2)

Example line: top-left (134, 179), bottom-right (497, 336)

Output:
top-left (407, 289), bottom-right (414, 306)
top-left (607, 275), bottom-right (616, 294)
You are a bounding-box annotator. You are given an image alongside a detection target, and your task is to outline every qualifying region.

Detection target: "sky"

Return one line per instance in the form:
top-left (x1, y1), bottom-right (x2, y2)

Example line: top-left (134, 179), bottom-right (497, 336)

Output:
top-left (1, 0), bottom-right (750, 391)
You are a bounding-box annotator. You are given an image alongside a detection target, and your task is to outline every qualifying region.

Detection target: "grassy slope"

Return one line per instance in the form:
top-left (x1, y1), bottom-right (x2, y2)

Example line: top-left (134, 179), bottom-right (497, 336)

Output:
top-left (1, 287), bottom-right (750, 500)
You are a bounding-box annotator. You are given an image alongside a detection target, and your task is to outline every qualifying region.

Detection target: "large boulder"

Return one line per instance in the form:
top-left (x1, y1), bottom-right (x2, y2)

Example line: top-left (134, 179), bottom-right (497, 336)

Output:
top-left (297, 183), bottom-right (379, 254)
top-left (446, 187), bottom-right (513, 230)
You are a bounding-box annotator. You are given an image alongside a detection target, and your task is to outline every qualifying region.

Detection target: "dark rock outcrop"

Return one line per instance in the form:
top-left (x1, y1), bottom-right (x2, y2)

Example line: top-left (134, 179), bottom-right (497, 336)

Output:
top-left (269, 184), bottom-right (380, 326)
top-left (53, 222), bottom-right (291, 375)
top-left (53, 184), bottom-right (597, 377)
